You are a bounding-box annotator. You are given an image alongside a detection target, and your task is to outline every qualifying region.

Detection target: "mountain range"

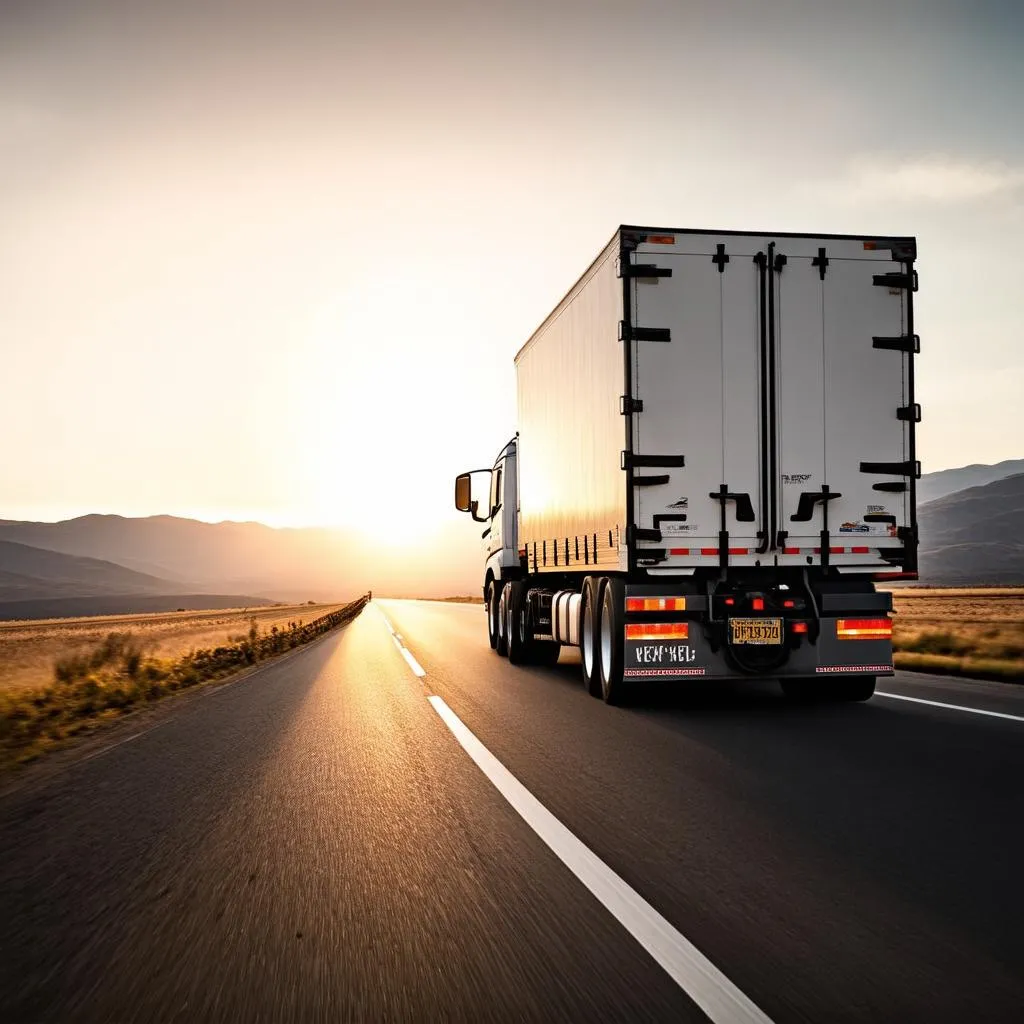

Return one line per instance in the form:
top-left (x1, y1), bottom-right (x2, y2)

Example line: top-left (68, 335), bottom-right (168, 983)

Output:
top-left (0, 458), bottom-right (1020, 618)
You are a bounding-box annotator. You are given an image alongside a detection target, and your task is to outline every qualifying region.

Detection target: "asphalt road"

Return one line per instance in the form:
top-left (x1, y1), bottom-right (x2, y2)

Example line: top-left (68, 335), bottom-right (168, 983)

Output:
top-left (1, 599), bottom-right (1021, 1023)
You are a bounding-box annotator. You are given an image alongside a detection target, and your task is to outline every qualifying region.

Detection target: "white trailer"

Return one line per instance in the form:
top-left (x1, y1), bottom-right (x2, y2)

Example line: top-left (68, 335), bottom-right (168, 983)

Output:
top-left (456, 226), bottom-right (919, 703)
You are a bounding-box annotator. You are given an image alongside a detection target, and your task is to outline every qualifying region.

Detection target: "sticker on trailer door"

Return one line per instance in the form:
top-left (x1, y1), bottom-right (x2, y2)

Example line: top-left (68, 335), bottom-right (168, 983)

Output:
top-left (666, 497), bottom-right (688, 509)
top-left (781, 474), bottom-right (812, 485)
top-left (840, 520), bottom-right (891, 536)
top-left (662, 523), bottom-right (700, 535)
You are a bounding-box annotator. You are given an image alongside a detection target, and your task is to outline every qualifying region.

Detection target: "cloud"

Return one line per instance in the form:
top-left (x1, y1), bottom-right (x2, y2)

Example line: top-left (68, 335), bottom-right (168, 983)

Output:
top-left (830, 154), bottom-right (1024, 206)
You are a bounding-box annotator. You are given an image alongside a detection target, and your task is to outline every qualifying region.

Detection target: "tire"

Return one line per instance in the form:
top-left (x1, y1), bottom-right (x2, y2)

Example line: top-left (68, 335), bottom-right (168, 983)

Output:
top-left (495, 582), bottom-right (509, 657)
top-left (485, 578), bottom-right (500, 651)
top-left (580, 576), bottom-right (602, 697)
top-left (506, 580), bottom-right (530, 665)
top-left (598, 578), bottom-right (628, 705)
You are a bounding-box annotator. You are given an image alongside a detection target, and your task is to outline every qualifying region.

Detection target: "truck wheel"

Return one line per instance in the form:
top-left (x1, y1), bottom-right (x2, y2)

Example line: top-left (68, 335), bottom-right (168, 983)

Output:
top-left (495, 583), bottom-right (509, 657)
top-left (580, 576), bottom-right (602, 697)
top-left (598, 578), bottom-right (627, 705)
top-left (833, 675), bottom-right (876, 702)
top-left (486, 578), bottom-right (500, 650)
top-left (506, 581), bottom-right (530, 665)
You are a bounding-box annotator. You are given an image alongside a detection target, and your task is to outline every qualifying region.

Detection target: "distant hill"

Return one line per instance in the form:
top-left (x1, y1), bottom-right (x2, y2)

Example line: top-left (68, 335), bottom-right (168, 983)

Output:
top-left (0, 539), bottom-right (281, 620)
top-left (0, 593), bottom-right (276, 622)
top-left (918, 473), bottom-right (1024, 584)
top-left (0, 514), bottom-right (482, 602)
top-left (918, 459), bottom-right (1024, 506)
top-left (0, 539), bottom-right (185, 601)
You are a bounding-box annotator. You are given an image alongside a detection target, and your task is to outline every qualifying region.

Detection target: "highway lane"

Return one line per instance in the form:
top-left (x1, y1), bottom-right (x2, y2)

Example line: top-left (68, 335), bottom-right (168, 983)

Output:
top-left (1, 599), bottom-right (1021, 1022)
top-left (379, 599), bottom-right (1024, 1023)
top-left (0, 607), bottom-right (700, 1023)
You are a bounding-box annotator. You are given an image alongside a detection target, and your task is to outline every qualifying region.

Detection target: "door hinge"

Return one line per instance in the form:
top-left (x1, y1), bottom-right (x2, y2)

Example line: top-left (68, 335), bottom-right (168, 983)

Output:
top-left (873, 271), bottom-right (919, 291)
top-left (811, 247), bottom-right (829, 280)
top-left (619, 321), bottom-right (671, 343)
top-left (873, 334), bottom-right (920, 354)
top-left (712, 243), bottom-right (730, 273)
top-left (620, 395), bottom-right (644, 415)
top-left (860, 460), bottom-right (921, 478)
top-left (622, 452), bottom-right (686, 470)
top-left (619, 263), bottom-right (672, 279)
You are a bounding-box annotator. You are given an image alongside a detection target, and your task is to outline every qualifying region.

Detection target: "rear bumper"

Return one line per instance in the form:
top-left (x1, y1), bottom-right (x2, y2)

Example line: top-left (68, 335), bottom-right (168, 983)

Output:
top-left (624, 623), bottom-right (893, 681)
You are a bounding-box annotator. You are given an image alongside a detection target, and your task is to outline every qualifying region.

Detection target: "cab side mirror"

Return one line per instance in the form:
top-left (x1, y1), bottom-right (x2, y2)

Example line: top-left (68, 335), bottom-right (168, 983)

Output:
top-left (454, 470), bottom-right (490, 522)
top-left (455, 473), bottom-right (472, 513)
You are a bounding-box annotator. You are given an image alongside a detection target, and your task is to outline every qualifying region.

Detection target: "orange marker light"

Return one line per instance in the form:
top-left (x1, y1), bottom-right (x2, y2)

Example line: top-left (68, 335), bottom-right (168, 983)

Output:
top-left (645, 234), bottom-right (676, 244)
top-left (625, 623), bottom-right (689, 640)
top-left (836, 618), bottom-right (892, 640)
top-left (626, 597), bottom-right (687, 613)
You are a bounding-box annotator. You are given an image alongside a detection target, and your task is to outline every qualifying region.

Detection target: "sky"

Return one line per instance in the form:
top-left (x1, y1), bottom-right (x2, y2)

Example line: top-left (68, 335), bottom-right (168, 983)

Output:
top-left (1, 0), bottom-right (1022, 543)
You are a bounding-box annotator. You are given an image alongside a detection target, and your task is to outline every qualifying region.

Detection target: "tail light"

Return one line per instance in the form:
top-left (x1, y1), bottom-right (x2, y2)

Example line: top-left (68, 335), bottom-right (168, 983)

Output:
top-left (836, 618), bottom-right (892, 640)
top-left (626, 623), bottom-right (689, 640)
top-left (626, 597), bottom-right (687, 612)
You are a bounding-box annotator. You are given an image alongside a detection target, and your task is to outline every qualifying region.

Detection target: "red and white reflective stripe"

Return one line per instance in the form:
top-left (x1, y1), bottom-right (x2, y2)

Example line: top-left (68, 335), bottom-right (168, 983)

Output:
top-left (626, 597), bottom-right (687, 612)
top-left (665, 546), bottom-right (879, 557)
top-left (625, 622), bottom-right (690, 640)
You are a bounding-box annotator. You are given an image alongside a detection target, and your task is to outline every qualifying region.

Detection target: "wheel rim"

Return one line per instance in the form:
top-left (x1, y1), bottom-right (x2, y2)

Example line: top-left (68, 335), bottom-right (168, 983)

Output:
top-left (497, 588), bottom-right (506, 640)
top-left (488, 584), bottom-right (497, 636)
top-left (600, 596), bottom-right (613, 687)
top-left (582, 596), bottom-right (594, 676)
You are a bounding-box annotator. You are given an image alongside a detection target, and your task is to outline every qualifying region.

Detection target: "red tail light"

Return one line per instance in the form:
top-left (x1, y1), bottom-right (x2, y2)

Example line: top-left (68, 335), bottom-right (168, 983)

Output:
top-left (626, 623), bottom-right (689, 640)
top-left (792, 622), bottom-right (809, 634)
top-left (752, 598), bottom-right (764, 611)
top-left (836, 618), bottom-right (892, 640)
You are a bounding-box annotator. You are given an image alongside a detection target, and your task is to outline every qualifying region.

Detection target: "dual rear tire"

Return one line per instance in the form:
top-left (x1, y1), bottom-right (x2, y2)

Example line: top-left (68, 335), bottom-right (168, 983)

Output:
top-left (580, 576), bottom-right (627, 705)
top-left (497, 580), bottom-right (561, 667)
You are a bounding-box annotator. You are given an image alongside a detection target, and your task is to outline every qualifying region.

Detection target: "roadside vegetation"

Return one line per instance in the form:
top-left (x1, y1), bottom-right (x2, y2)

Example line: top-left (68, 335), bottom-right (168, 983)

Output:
top-left (889, 588), bottom-right (1023, 682)
top-left (0, 595), bottom-right (369, 768)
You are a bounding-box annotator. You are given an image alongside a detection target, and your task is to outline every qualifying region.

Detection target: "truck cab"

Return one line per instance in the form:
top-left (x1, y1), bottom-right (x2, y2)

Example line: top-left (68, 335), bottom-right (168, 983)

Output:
top-left (455, 439), bottom-right (520, 648)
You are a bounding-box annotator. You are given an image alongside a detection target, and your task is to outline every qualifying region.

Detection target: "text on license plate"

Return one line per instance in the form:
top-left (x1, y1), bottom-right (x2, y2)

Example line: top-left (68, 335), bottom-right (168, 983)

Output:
top-left (729, 617), bottom-right (783, 645)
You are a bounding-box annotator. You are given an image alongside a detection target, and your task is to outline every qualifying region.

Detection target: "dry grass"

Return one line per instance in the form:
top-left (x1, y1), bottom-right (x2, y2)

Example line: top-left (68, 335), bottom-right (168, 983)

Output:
top-left (887, 588), bottom-right (1024, 681)
top-left (0, 603), bottom-right (349, 694)
top-left (0, 597), bottom-right (369, 768)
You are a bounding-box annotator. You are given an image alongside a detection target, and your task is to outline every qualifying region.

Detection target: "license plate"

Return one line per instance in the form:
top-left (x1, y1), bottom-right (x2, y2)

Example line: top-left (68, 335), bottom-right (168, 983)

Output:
top-left (729, 617), bottom-right (783, 645)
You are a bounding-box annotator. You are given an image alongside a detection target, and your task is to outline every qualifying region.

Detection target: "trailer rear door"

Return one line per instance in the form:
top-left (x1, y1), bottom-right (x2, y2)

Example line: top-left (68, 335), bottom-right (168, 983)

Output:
top-left (626, 233), bottom-right (765, 568)
top-left (625, 230), bottom-right (917, 573)
top-left (773, 238), bottom-right (916, 570)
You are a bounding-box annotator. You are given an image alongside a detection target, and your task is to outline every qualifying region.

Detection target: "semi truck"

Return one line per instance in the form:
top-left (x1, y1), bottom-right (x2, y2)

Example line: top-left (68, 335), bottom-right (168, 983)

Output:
top-left (454, 225), bottom-right (919, 704)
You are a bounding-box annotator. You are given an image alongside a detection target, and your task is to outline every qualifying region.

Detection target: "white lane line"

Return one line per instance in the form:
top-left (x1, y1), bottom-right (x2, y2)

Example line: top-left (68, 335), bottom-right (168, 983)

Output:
top-left (377, 604), bottom-right (427, 678)
top-left (428, 694), bottom-right (774, 1024)
top-left (77, 728), bottom-right (153, 765)
top-left (400, 646), bottom-right (427, 678)
top-left (877, 691), bottom-right (1024, 723)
